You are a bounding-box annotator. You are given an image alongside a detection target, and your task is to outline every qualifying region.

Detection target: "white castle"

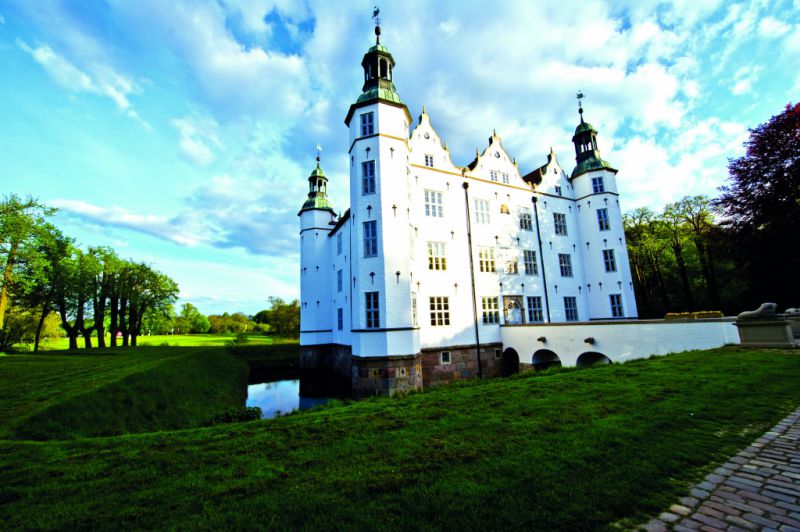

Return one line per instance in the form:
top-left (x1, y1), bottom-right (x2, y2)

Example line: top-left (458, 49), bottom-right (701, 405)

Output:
top-left (299, 23), bottom-right (639, 396)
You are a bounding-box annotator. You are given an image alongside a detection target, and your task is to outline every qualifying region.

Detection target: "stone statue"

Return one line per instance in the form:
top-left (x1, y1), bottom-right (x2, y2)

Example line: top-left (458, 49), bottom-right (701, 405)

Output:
top-left (784, 308), bottom-right (800, 316)
top-left (737, 302), bottom-right (778, 320)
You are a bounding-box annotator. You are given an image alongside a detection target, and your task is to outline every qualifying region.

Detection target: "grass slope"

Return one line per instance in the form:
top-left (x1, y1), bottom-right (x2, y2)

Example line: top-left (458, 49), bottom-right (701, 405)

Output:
top-left (15, 333), bottom-right (281, 352)
top-left (0, 347), bottom-right (248, 440)
top-left (0, 347), bottom-right (798, 529)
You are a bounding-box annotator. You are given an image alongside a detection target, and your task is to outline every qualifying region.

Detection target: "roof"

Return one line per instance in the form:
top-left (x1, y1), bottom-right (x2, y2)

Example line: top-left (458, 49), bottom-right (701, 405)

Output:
top-left (309, 163), bottom-right (326, 178)
top-left (328, 209), bottom-right (351, 237)
top-left (570, 157), bottom-right (617, 179)
top-left (574, 121), bottom-right (596, 135)
top-left (299, 193), bottom-right (335, 214)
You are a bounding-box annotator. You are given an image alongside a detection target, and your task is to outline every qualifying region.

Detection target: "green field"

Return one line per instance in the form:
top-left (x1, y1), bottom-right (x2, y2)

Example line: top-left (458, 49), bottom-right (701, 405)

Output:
top-left (0, 346), bottom-right (798, 529)
top-left (14, 332), bottom-right (279, 351)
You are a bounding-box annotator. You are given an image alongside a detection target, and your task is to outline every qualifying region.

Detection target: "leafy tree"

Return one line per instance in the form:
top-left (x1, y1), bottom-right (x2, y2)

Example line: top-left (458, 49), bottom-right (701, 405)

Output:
top-left (259, 297), bottom-right (300, 337)
top-left (0, 195), bottom-right (56, 333)
top-left (714, 102), bottom-right (800, 309)
top-left (177, 303), bottom-right (210, 333)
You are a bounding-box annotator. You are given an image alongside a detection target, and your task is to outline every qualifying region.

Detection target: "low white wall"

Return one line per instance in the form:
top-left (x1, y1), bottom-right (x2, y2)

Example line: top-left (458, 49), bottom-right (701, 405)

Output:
top-left (500, 319), bottom-right (739, 367)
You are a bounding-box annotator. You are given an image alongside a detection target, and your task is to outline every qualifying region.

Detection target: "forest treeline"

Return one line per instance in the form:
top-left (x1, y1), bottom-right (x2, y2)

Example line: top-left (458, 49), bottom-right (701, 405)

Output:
top-left (625, 102), bottom-right (799, 317)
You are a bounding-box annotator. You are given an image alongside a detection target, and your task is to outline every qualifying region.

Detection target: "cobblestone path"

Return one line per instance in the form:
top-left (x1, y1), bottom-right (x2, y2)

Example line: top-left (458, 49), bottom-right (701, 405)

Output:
top-left (642, 405), bottom-right (800, 531)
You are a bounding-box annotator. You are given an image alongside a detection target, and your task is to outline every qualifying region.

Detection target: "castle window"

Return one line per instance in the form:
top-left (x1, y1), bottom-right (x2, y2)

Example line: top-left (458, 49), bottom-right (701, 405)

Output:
top-left (363, 221), bottom-right (378, 257)
top-left (474, 199), bottom-right (491, 224)
top-left (478, 247), bottom-right (496, 273)
top-left (362, 160), bottom-right (376, 195)
top-left (597, 208), bottom-right (610, 231)
top-left (603, 249), bottom-right (617, 272)
top-left (424, 154), bottom-right (434, 167)
top-left (610, 294), bottom-right (624, 318)
top-left (337, 308), bottom-right (344, 330)
top-left (564, 297), bottom-right (579, 321)
top-left (527, 296), bottom-right (543, 323)
top-left (554, 212), bottom-right (568, 235)
top-left (440, 351), bottom-right (451, 364)
top-left (558, 254), bottom-right (573, 277)
top-left (424, 189), bottom-right (443, 218)
top-left (505, 257), bottom-right (518, 274)
top-left (518, 208), bottom-right (532, 230)
top-left (592, 177), bottom-right (605, 193)
top-left (427, 241), bottom-right (447, 270)
top-left (502, 172), bottom-right (510, 184)
top-left (337, 269), bottom-right (343, 292)
top-left (481, 297), bottom-right (500, 324)
top-left (337, 233), bottom-right (343, 255)
top-left (555, 185), bottom-right (562, 196)
top-left (365, 292), bottom-right (379, 329)
top-left (360, 112), bottom-right (374, 136)
top-left (490, 170), bottom-right (498, 182)
top-left (430, 297), bottom-right (450, 326)
top-left (495, 349), bottom-right (502, 359)
top-left (523, 250), bottom-right (538, 275)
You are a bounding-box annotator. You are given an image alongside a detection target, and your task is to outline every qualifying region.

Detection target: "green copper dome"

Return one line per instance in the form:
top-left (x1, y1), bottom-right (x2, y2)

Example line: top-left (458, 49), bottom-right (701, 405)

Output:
top-left (571, 157), bottom-right (617, 179)
top-left (298, 162), bottom-right (336, 215)
top-left (574, 121), bottom-right (596, 135)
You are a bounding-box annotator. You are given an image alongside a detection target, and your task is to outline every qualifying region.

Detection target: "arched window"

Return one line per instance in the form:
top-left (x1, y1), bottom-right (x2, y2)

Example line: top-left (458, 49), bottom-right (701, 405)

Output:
top-left (380, 59), bottom-right (388, 78)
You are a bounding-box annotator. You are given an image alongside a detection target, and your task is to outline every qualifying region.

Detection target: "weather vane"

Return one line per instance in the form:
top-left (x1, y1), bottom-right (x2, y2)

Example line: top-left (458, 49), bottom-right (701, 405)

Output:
top-left (315, 144), bottom-right (322, 162)
top-left (576, 90), bottom-right (585, 109)
top-left (372, 6), bottom-right (381, 27)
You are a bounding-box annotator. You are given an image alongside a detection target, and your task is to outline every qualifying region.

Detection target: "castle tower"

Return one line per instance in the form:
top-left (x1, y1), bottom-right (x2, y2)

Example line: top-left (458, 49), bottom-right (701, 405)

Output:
top-left (298, 155), bottom-right (337, 346)
top-left (570, 93), bottom-right (638, 319)
top-left (342, 17), bottom-right (421, 393)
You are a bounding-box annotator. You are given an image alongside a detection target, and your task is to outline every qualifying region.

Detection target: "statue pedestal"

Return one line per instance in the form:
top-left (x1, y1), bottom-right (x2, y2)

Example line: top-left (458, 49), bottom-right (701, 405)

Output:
top-left (735, 319), bottom-right (796, 348)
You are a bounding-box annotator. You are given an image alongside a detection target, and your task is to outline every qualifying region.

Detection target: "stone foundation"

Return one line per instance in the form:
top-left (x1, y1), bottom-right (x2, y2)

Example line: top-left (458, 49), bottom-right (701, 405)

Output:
top-left (302, 342), bottom-right (510, 397)
top-left (351, 354), bottom-right (423, 398)
top-left (420, 343), bottom-right (503, 387)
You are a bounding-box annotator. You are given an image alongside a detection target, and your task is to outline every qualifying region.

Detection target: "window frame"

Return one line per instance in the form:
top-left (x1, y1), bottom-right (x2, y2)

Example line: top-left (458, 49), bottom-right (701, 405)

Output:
top-left (365, 291), bottom-right (380, 329)
top-left (429, 296), bottom-right (451, 326)
top-left (337, 269), bottom-right (343, 292)
top-left (527, 296), bottom-right (544, 323)
top-left (564, 296), bottom-right (579, 322)
top-left (592, 176), bottom-right (605, 194)
top-left (424, 154), bottom-right (434, 168)
top-left (337, 307), bottom-right (344, 330)
top-left (610, 293), bottom-right (624, 318)
top-left (597, 208), bottom-right (610, 231)
top-left (427, 241), bottom-right (447, 271)
top-left (523, 249), bottom-right (538, 275)
top-left (474, 198), bottom-right (491, 224)
top-left (363, 220), bottom-right (378, 258)
top-left (478, 246), bottom-right (496, 273)
top-left (558, 253), bottom-right (573, 277)
top-left (553, 212), bottom-right (568, 236)
top-left (603, 249), bottom-right (617, 272)
top-left (481, 296), bottom-right (500, 324)
top-left (360, 112), bottom-right (374, 136)
top-left (424, 189), bottom-right (443, 218)
top-left (518, 208), bottom-right (533, 231)
top-left (361, 160), bottom-right (376, 195)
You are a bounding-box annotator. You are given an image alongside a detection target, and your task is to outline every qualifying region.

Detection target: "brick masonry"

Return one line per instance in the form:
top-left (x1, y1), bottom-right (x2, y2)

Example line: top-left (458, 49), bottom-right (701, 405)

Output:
top-left (640, 405), bottom-right (800, 531)
top-left (420, 343), bottom-right (504, 387)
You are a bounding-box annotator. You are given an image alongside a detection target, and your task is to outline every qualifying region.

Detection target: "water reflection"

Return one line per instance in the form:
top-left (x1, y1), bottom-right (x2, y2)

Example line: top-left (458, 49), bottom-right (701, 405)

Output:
top-left (246, 372), bottom-right (351, 419)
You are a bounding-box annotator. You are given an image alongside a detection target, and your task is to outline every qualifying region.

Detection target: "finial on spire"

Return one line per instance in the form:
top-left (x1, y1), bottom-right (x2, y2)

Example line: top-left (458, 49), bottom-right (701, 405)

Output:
top-left (372, 6), bottom-right (381, 43)
top-left (576, 90), bottom-right (585, 123)
top-left (315, 144), bottom-right (322, 164)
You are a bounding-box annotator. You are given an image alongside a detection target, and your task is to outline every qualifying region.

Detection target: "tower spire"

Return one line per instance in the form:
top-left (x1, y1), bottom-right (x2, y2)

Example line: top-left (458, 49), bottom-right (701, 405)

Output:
top-left (372, 6), bottom-right (381, 44)
top-left (576, 90), bottom-right (585, 124)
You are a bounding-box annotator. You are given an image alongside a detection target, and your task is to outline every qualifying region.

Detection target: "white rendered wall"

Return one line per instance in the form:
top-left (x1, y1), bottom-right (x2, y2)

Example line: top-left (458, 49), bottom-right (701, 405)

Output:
top-left (500, 319), bottom-right (739, 367)
top-left (299, 208), bottom-right (336, 347)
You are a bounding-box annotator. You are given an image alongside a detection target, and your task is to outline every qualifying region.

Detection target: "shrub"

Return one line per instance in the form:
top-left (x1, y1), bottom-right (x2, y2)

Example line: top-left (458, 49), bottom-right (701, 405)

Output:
top-left (226, 332), bottom-right (250, 347)
top-left (664, 311), bottom-right (724, 320)
top-left (208, 406), bottom-right (262, 425)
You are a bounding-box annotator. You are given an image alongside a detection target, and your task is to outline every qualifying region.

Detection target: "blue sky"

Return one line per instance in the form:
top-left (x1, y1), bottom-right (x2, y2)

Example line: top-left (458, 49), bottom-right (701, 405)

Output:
top-left (1, 0), bottom-right (798, 315)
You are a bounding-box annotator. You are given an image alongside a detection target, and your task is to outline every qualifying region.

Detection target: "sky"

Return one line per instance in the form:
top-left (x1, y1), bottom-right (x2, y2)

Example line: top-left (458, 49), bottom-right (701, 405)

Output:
top-left (1, 0), bottom-right (798, 315)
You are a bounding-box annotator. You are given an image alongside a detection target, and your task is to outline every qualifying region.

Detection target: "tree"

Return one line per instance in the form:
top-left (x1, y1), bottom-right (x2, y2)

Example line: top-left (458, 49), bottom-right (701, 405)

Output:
top-left (259, 297), bottom-right (300, 337)
top-left (0, 195), bottom-right (56, 332)
top-left (674, 196), bottom-right (722, 308)
top-left (714, 102), bottom-right (800, 308)
top-left (177, 303), bottom-right (210, 333)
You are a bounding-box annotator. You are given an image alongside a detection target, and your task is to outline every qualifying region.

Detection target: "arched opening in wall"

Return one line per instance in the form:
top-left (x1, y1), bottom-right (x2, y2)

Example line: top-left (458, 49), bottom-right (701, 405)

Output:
top-left (501, 348), bottom-right (520, 376)
top-left (380, 59), bottom-right (388, 78)
top-left (532, 349), bottom-right (561, 372)
top-left (576, 352), bottom-right (612, 368)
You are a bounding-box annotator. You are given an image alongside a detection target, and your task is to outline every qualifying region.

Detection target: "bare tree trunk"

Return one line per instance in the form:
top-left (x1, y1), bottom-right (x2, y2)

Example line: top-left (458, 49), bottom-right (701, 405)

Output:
top-left (119, 297), bottom-right (129, 347)
top-left (34, 305), bottom-right (49, 353)
top-left (109, 295), bottom-right (119, 347)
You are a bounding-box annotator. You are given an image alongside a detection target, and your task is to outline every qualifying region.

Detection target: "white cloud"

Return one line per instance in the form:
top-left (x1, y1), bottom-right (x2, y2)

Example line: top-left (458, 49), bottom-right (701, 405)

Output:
top-left (758, 17), bottom-right (791, 38)
top-left (171, 116), bottom-right (222, 166)
top-left (16, 38), bottom-right (148, 127)
top-left (49, 199), bottom-right (215, 247)
top-left (731, 65), bottom-right (763, 96)
top-left (438, 19), bottom-right (460, 36)
top-left (0, 14), bottom-right (5, 25)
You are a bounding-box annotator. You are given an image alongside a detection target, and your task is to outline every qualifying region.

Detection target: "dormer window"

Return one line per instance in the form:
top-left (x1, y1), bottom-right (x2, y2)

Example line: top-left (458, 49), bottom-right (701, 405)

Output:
top-left (490, 170), bottom-right (498, 182)
top-left (555, 185), bottom-right (562, 196)
top-left (424, 155), bottom-right (434, 168)
top-left (502, 172), bottom-right (510, 184)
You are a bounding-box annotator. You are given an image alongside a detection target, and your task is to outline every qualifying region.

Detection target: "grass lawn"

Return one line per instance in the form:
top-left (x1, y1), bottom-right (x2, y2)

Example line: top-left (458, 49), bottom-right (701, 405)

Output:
top-left (0, 346), bottom-right (798, 529)
top-left (19, 332), bottom-right (280, 351)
